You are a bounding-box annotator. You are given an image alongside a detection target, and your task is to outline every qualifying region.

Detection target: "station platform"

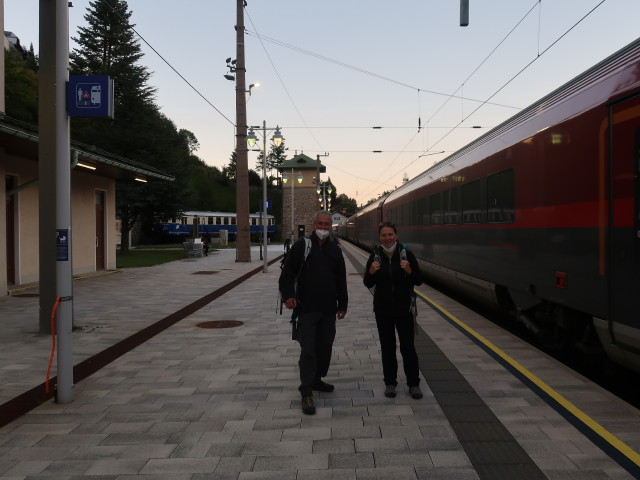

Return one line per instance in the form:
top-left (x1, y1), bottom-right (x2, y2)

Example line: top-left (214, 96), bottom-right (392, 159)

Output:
top-left (0, 242), bottom-right (639, 479)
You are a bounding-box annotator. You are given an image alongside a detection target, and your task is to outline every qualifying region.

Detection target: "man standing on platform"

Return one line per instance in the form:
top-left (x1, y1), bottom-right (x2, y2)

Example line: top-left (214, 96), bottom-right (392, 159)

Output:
top-left (279, 211), bottom-right (348, 415)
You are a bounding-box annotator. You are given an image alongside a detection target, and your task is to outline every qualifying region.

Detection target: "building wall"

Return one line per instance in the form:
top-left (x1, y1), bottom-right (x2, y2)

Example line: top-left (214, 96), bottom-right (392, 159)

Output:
top-left (1, 149), bottom-right (117, 294)
top-left (71, 170), bottom-right (117, 274)
top-left (282, 185), bottom-right (321, 241)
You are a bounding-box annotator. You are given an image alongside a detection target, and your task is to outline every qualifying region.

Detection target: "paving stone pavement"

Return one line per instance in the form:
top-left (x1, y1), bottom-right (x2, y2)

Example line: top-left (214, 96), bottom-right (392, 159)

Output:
top-left (0, 244), bottom-right (638, 479)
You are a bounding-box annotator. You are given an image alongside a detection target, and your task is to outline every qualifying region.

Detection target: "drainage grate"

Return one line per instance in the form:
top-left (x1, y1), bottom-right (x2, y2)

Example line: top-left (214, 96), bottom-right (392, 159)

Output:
top-left (12, 293), bottom-right (39, 298)
top-left (196, 320), bottom-right (243, 329)
top-left (192, 271), bottom-right (219, 275)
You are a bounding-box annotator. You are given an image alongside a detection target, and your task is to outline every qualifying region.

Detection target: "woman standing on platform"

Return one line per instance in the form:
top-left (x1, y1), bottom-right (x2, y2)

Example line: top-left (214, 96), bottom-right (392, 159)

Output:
top-left (363, 222), bottom-right (423, 399)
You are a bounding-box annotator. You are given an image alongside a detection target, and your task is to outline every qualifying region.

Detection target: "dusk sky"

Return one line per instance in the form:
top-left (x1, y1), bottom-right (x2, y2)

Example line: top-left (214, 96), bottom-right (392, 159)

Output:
top-left (5, 0), bottom-right (639, 206)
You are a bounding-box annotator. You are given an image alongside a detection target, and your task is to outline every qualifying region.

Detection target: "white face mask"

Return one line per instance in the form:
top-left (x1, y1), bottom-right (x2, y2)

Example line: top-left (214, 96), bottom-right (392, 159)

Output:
top-left (316, 229), bottom-right (330, 240)
top-left (382, 242), bottom-right (397, 254)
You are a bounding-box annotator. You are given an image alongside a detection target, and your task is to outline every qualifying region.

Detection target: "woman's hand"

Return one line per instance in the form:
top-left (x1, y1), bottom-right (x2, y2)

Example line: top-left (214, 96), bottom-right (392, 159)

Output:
top-left (400, 260), bottom-right (411, 274)
top-left (369, 261), bottom-right (381, 275)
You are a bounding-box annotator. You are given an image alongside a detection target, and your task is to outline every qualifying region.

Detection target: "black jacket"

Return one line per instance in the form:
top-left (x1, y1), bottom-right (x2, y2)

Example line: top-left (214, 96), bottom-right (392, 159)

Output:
top-left (363, 244), bottom-right (422, 317)
top-left (279, 233), bottom-right (348, 315)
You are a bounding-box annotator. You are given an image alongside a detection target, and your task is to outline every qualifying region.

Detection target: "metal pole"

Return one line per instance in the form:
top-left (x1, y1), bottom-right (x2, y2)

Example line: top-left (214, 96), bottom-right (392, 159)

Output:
top-left (55, 0), bottom-right (73, 405)
top-left (40, 0), bottom-right (73, 403)
top-left (290, 167), bottom-right (295, 242)
top-left (262, 121), bottom-right (268, 272)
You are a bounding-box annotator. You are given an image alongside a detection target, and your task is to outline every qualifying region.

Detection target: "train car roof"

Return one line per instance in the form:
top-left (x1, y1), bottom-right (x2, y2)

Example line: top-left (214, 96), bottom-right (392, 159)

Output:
top-left (181, 210), bottom-right (274, 218)
top-left (386, 36), bottom-right (640, 204)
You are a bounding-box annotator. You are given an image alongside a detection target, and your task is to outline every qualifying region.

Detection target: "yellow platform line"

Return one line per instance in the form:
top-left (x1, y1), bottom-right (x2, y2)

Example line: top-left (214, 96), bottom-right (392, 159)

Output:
top-left (417, 290), bottom-right (640, 468)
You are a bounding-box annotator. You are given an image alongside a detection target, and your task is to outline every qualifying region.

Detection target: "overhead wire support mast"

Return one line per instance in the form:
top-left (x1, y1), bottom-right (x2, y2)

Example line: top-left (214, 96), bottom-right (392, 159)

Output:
top-left (234, 0), bottom-right (251, 262)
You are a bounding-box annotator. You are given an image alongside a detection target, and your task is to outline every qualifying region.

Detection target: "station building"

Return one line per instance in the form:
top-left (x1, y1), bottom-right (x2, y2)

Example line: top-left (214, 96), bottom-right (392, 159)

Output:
top-left (1, 26), bottom-right (173, 296)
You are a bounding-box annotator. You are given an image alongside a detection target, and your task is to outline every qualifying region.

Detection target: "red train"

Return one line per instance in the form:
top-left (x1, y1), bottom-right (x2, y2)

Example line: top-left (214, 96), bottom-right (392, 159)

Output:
top-left (339, 38), bottom-right (640, 373)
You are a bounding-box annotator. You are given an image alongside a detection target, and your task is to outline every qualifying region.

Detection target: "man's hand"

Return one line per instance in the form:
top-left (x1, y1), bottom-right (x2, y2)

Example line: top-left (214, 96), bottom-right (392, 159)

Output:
top-left (284, 298), bottom-right (297, 310)
top-left (336, 310), bottom-right (346, 320)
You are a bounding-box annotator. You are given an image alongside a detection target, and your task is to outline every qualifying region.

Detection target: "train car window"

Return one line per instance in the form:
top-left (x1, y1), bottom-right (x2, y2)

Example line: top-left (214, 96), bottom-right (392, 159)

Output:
top-left (487, 169), bottom-right (515, 223)
top-left (444, 187), bottom-right (459, 224)
top-left (462, 179), bottom-right (482, 224)
top-left (181, 217), bottom-right (187, 225)
top-left (402, 203), bottom-right (411, 227)
top-left (208, 217), bottom-right (214, 225)
top-left (420, 196), bottom-right (430, 225)
top-left (430, 193), bottom-right (442, 225)
top-left (231, 217), bottom-right (237, 225)
top-left (411, 200), bottom-right (419, 225)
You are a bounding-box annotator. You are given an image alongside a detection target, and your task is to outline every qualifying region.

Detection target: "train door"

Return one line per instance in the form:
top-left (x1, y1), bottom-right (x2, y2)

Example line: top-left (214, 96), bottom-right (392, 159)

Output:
top-left (608, 94), bottom-right (640, 345)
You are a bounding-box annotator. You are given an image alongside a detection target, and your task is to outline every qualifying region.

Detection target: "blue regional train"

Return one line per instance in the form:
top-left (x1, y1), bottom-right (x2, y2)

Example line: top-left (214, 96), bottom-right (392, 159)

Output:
top-left (152, 211), bottom-right (276, 241)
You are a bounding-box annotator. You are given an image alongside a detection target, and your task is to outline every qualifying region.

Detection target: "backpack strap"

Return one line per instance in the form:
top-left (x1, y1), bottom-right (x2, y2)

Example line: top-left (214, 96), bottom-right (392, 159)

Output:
top-left (303, 236), bottom-right (312, 262)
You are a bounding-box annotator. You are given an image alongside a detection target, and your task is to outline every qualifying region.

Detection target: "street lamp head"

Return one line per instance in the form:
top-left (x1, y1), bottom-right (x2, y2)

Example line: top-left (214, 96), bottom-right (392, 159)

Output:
top-left (272, 127), bottom-right (283, 147)
top-left (246, 127), bottom-right (258, 147)
top-left (282, 173), bottom-right (288, 184)
top-left (297, 174), bottom-right (303, 184)
top-left (248, 83), bottom-right (260, 95)
top-left (224, 74), bottom-right (235, 81)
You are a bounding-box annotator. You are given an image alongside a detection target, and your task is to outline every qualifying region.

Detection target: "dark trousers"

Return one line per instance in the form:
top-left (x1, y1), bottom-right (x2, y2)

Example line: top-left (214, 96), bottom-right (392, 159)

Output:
top-left (375, 312), bottom-right (420, 387)
top-left (297, 312), bottom-right (336, 396)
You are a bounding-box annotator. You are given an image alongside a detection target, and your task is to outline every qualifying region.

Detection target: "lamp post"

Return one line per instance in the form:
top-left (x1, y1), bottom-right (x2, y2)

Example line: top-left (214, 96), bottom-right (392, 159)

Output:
top-left (316, 183), bottom-right (333, 211)
top-left (247, 123), bottom-right (283, 273)
top-left (282, 169), bottom-right (303, 243)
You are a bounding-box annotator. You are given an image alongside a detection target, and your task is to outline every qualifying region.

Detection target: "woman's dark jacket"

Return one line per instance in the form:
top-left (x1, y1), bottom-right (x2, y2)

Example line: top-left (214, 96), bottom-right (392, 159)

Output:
top-left (363, 244), bottom-right (422, 317)
top-left (279, 233), bottom-right (348, 315)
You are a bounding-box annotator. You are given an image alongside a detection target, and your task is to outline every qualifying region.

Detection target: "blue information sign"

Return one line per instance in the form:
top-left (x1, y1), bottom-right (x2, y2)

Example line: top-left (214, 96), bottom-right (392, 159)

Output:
top-left (67, 75), bottom-right (114, 118)
top-left (56, 229), bottom-right (69, 262)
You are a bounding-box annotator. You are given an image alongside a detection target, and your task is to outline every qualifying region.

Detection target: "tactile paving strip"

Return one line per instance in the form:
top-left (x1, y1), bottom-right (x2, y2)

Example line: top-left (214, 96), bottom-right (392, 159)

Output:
top-left (415, 327), bottom-right (547, 480)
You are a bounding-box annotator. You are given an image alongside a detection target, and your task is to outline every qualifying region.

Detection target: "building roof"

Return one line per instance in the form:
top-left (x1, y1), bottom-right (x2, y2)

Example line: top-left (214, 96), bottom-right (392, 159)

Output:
top-left (0, 114), bottom-right (174, 181)
top-left (276, 153), bottom-right (327, 172)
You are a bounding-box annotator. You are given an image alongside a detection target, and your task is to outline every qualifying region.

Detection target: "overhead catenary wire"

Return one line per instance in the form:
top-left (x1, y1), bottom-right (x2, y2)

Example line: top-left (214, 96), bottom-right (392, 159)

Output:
top-left (361, 0), bottom-right (608, 203)
top-left (101, 0), bottom-right (609, 204)
top-left (102, 0), bottom-right (235, 126)
top-left (244, 7), bottom-right (325, 153)
top-left (244, 29), bottom-right (521, 112)
top-left (423, 0), bottom-right (608, 157)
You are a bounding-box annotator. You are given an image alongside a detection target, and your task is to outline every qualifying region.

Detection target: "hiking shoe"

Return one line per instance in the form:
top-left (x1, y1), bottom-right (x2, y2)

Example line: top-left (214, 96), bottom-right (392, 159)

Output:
top-left (301, 396), bottom-right (316, 415)
top-left (409, 386), bottom-right (423, 399)
top-left (384, 385), bottom-right (396, 398)
top-left (312, 380), bottom-right (334, 392)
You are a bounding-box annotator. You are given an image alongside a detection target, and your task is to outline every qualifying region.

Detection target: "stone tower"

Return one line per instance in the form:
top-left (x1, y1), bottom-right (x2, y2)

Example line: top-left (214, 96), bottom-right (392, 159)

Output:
top-left (276, 153), bottom-right (326, 242)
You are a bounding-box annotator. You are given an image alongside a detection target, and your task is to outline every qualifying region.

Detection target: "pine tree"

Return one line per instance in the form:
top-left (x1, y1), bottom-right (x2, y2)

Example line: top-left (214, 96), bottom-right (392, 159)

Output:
top-left (70, 0), bottom-right (154, 105)
top-left (254, 140), bottom-right (288, 176)
top-left (69, 0), bottom-right (187, 253)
